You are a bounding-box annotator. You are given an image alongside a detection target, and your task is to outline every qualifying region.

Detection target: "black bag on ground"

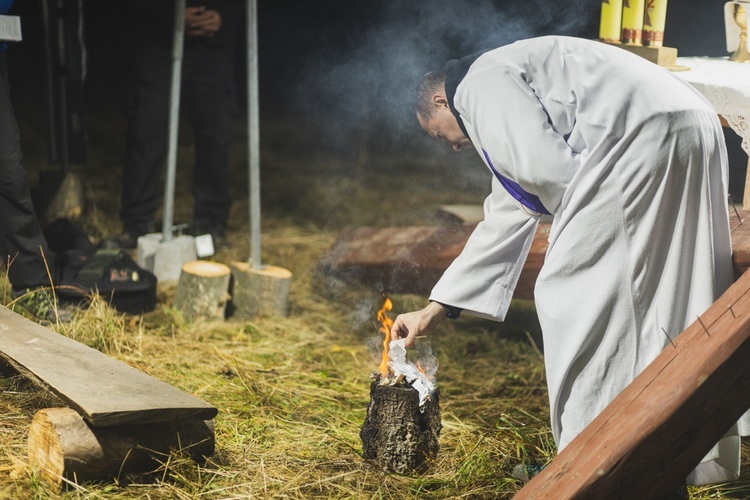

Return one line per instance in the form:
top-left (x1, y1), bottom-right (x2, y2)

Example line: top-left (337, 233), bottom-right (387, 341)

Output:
top-left (44, 219), bottom-right (157, 314)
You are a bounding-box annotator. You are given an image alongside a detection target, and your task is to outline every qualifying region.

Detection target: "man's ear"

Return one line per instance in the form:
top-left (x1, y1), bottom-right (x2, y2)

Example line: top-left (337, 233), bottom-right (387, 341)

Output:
top-left (431, 93), bottom-right (450, 109)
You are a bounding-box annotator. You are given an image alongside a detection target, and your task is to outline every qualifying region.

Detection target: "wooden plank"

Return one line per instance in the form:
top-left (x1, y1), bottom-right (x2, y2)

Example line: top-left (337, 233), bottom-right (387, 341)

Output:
top-left (318, 224), bottom-right (548, 301)
top-left (436, 204), bottom-right (484, 225)
top-left (600, 40), bottom-right (678, 67)
top-left (516, 269), bottom-right (750, 499)
top-left (0, 305), bottom-right (217, 427)
top-left (731, 206), bottom-right (750, 274)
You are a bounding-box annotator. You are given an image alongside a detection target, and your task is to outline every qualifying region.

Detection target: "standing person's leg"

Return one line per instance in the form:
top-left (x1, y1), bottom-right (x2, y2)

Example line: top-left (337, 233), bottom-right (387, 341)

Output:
top-left (184, 45), bottom-right (234, 246)
top-left (0, 54), bottom-right (53, 290)
top-left (117, 47), bottom-right (172, 248)
top-left (0, 54), bottom-right (71, 324)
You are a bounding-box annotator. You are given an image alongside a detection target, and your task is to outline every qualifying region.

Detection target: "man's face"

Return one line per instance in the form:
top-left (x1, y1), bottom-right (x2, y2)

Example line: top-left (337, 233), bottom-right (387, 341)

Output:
top-left (417, 96), bottom-right (472, 152)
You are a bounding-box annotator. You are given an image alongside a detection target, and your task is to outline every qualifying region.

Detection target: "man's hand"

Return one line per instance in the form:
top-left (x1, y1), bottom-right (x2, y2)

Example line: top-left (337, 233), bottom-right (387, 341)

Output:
top-left (390, 302), bottom-right (448, 348)
top-left (185, 7), bottom-right (222, 38)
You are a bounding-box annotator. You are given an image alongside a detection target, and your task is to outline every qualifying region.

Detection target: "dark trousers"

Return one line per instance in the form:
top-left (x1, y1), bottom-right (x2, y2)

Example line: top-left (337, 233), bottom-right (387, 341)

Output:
top-left (120, 41), bottom-right (235, 233)
top-left (0, 54), bottom-right (53, 290)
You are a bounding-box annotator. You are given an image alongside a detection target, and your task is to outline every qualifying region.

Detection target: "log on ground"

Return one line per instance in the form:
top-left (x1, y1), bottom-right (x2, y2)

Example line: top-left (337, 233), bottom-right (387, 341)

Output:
top-left (229, 262), bottom-right (292, 318)
top-left (174, 260), bottom-right (231, 320)
top-left (28, 408), bottom-right (215, 487)
top-left (320, 207), bottom-right (750, 300)
top-left (516, 268), bottom-right (750, 499)
top-left (360, 382), bottom-right (441, 474)
top-left (319, 224), bottom-right (547, 300)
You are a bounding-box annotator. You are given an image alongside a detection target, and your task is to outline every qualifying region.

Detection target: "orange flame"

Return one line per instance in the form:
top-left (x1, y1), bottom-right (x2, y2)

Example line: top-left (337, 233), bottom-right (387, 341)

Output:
top-left (378, 297), bottom-right (393, 377)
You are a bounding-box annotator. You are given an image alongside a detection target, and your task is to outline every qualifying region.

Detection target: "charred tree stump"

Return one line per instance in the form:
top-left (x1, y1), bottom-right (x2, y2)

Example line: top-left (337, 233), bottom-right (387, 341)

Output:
top-left (27, 408), bottom-right (215, 487)
top-left (174, 260), bottom-right (231, 320)
top-left (229, 262), bottom-right (292, 318)
top-left (360, 382), bottom-right (441, 474)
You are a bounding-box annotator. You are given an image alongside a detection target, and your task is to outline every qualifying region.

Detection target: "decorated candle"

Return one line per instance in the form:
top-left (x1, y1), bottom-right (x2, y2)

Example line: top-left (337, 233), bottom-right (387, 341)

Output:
top-left (599, 0), bottom-right (623, 42)
top-left (643, 0), bottom-right (669, 46)
top-left (621, 0), bottom-right (645, 44)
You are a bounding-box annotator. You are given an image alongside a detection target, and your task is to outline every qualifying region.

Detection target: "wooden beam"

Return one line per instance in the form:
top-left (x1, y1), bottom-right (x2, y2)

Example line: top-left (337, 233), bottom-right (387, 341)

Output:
top-left (515, 269), bottom-right (750, 499)
top-left (0, 305), bottom-right (217, 426)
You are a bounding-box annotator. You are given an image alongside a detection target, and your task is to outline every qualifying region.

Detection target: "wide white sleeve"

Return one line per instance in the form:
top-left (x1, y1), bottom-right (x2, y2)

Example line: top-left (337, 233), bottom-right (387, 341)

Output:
top-left (456, 64), bottom-right (579, 210)
top-left (429, 177), bottom-right (539, 322)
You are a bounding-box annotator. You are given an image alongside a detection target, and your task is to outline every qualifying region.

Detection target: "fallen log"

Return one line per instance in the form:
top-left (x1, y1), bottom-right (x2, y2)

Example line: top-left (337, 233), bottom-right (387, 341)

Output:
top-left (28, 408), bottom-right (214, 487)
top-left (515, 267), bottom-right (750, 498)
top-left (320, 206), bottom-right (750, 299)
top-left (319, 224), bottom-right (548, 300)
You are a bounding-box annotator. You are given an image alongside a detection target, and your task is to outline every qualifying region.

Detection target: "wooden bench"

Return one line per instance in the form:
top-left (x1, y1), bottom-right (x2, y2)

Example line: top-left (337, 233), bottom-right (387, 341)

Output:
top-left (0, 305), bottom-right (218, 486)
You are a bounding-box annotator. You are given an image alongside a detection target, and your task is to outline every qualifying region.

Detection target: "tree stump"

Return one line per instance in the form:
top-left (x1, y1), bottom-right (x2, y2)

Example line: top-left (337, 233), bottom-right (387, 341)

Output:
top-left (174, 260), bottom-right (231, 320)
top-left (27, 408), bottom-right (215, 487)
top-left (229, 262), bottom-right (292, 318)
top-left (360, 382), bottom-right (441, 474)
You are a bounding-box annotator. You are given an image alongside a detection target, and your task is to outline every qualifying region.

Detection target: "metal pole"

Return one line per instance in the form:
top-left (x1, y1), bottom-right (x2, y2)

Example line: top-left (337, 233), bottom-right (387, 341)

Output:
top-left (163, 0), bottom-right (186, 242)
top-left (247, 0), bottom-right (262, 268)
top-left (40, 0), bottom-right (59, 165)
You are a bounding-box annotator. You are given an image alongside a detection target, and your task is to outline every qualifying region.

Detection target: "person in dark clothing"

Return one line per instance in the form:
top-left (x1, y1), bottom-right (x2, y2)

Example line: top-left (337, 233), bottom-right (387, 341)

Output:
top-left (115, 0), bottom-right (239, 249)
top-left (0, 0), bottom-right (72, 323)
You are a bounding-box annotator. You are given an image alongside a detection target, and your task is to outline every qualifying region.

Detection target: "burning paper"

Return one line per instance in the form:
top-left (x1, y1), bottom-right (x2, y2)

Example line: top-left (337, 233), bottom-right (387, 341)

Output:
top-left (373, 297), bottom-right (436, 409)
top-left (386, 338), bottom-right (434, 408)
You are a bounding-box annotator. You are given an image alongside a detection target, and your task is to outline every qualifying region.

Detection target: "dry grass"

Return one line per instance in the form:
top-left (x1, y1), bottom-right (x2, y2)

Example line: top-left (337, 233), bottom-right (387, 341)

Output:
top-left (1, 116), bottom-right (749, 499)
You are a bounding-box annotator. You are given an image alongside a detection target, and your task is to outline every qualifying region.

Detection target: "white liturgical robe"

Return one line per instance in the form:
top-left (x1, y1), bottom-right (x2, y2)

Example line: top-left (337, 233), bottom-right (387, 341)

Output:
top-left (429, 36), bottom-right (748, 485)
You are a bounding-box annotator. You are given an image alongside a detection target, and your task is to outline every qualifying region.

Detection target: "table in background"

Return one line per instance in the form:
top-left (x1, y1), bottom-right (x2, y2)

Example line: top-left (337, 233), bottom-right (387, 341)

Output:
top-left (674, 56), bottom-right (750, 207)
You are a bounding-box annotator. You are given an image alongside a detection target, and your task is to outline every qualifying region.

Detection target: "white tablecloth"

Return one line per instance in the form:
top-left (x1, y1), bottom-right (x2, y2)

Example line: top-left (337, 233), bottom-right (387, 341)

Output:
top-left (675, 56), bottom-right (750, 154)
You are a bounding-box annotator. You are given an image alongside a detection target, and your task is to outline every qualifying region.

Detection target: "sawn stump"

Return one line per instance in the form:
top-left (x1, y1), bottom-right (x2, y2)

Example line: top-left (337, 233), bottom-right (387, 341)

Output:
top-left (360, 381), bottom-right (441, 474)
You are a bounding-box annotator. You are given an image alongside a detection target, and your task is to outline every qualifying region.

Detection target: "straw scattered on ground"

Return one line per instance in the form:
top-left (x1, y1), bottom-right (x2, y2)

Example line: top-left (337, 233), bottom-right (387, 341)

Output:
top-left (1, 116), bottom-right (748, 499)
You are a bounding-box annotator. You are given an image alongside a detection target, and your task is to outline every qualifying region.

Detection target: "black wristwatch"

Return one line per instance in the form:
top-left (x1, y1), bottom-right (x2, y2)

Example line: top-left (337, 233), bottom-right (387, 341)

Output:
top-left (432, 301), bottom-right (462, 319)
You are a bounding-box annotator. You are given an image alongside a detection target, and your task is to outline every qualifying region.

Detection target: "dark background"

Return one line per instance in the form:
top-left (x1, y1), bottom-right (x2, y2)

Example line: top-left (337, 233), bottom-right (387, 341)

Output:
top-left (3, 0), bottom-right (745, 197)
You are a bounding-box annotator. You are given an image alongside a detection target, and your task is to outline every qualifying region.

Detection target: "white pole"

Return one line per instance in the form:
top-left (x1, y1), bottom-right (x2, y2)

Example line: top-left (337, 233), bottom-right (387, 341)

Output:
top-left (247, 0), bottom-right (262, 268)
top-left (163, 0), bottom-right (186, 242)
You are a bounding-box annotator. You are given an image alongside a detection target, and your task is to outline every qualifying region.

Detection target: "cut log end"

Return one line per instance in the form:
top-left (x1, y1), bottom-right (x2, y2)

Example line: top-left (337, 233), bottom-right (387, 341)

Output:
top-left (28, 408), bottom-right (215, 488)
top-left (174, 260), bottom-right (231, 320)
top-left (230, 262), bottom-right (293, 318)
top-left (360, 382), bottom-right (441, 474)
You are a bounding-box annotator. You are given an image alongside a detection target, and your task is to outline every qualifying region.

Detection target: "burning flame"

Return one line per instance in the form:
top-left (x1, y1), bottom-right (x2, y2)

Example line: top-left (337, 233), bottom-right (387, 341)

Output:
top-left (378, 297), bottom-right (393, 377)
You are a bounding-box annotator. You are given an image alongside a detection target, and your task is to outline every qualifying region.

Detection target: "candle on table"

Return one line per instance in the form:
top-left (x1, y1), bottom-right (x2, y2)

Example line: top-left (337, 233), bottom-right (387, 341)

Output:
top-left (622, 0), bottom-right (645, 44)
top-left (599, 0), bottom-right (624, 42)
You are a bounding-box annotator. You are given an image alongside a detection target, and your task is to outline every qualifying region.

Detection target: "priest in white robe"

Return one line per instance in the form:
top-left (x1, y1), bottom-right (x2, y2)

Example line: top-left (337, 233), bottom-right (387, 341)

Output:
top-left (392, 35), bottom-right (748, 486)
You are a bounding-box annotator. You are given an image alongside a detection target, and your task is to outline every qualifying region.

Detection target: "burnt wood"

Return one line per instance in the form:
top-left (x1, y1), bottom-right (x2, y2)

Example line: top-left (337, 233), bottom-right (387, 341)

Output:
top-left (0, 305), bottom-right (217, 426)
top-left (515, 267), bottom-right (750, 498)
top-left (360, 382), bottom-right (441, 474)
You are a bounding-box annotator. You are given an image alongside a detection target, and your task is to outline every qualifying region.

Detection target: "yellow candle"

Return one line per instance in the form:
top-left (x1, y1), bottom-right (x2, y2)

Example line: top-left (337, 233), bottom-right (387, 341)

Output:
top-left (643, 0), bottom-right (669, 46)
top-left (622, 0), bottom-right (645, 44)
top-left (599, 0), bottom-right (623, 42)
